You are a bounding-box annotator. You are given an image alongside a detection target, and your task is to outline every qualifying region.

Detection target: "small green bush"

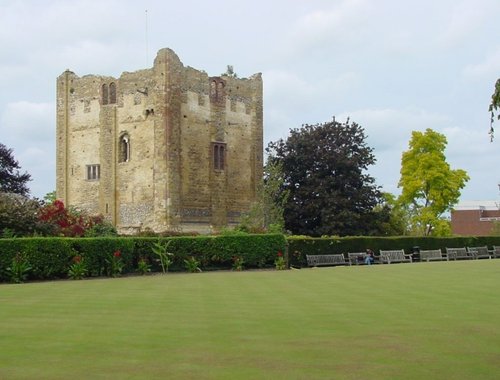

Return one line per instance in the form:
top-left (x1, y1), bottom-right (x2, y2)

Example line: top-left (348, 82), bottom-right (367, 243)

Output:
top-left (68, 255), bottom-right (87, 280)
top-left (6, 252), bottom-right (31, 283)
top-left (184, 256), bottom-right (202, 273)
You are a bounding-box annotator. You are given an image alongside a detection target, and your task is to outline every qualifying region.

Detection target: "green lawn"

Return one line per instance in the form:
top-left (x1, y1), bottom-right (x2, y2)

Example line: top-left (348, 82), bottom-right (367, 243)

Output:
top-left (1, 260), bottom-right (500, 379)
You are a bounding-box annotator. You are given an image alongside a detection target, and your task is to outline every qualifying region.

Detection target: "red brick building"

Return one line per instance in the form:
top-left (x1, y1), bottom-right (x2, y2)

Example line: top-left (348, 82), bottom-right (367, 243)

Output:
top-left (451, 201), bottom-right (500, 235)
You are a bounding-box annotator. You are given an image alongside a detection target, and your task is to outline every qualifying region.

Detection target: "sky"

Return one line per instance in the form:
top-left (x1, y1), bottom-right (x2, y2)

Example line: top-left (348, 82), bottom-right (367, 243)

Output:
top-left (1, 0), bottom-right (499, 203)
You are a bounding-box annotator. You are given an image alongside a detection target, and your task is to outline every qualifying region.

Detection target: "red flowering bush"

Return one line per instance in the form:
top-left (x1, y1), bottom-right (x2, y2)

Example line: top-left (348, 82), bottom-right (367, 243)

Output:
top-left (38, 200), bottom-right (114, 237)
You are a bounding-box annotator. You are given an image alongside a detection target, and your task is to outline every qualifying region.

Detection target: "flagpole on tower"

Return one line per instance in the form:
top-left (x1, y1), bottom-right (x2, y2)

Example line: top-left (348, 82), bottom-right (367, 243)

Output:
top-left (145, 9), bottom-right (149, 66)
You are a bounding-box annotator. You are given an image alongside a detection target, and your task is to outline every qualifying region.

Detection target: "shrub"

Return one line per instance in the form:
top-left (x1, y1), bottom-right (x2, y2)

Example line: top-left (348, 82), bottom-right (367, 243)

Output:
top-left (274, 251), bottom-right (286, 270)
top-left (0, 193), bottom-right (43, 237)
top-left (136, 257), bottom-right (151, 275)
top-left (38, 200), bottom-right (116, 237)
top-left (184, 256), bottom-right (202, 273)
top-left (232, 256), bottom-right (244, 271)
top-left (106, 250), bottom-right (125, 277)
top-left (68, 255), bottom-right (87, 280)
top-left (6, 252), bottom-right (31, 283)
top-left (84, 218), bottom-right (117, 237)
top-left (151, 240), bottom-right (173, 273)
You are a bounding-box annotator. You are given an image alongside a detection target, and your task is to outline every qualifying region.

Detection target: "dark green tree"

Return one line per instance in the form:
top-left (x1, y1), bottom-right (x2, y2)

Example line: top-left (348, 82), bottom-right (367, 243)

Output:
top-left (267, 118), bottom-right (383, 236)
top-left (0, 142), bottom-right (31, 196)
top-left (0, 193), bottom-right (42, 237)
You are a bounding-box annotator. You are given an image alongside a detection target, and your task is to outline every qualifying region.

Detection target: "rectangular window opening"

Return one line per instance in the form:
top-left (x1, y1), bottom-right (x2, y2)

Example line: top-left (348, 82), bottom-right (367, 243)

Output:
top-left (86, 164), bottom-right (100, 180)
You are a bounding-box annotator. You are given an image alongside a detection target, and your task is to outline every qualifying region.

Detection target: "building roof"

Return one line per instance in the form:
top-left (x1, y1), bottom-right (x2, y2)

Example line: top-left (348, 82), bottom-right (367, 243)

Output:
top-left (453, 200), bottom-right (500, 211)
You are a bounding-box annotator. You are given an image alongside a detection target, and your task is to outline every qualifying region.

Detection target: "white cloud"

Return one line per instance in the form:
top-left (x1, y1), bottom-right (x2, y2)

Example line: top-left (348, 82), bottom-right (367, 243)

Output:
top-left (462, 47), bottom-right (500, 79)
top-left (436, 1), bottom-right (488, 47)
top-left (264, 69), bottom-right (315, 107)
top-left (18, 146), bottom-right (56, 198)
top-left (1, 101), bottom-right (54, 142)
top-left (292, 0), bottom-right (372, 48)
top-left (338, 107), bottom-right (451, 152)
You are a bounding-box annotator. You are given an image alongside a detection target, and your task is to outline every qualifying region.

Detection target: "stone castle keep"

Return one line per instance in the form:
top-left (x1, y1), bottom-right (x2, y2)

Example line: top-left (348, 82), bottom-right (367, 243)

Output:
top-left (56, 48), bottom-right (263, 233)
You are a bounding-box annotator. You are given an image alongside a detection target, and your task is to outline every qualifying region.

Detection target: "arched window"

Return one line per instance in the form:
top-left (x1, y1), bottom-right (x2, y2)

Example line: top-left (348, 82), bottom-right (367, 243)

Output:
top-left (119, 134), bottom-right (130, 162)
top-left (212, 142), bottom-right (226, 171)
top-left (109, 82), bottom-right (117, 104)
top-left (209, 78), bottom-right (225, 104)
top-left (217, 82), bottom-right (225, 102)
top-left (102, 82), bottom-right (117, 105)
top-left (210, 81), bottom-right (217, 98)
top-left (102, 84), bottom-right (109, 105)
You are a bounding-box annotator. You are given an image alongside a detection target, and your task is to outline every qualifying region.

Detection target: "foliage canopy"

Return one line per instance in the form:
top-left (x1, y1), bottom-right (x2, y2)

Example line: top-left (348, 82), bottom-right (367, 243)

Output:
top-left (398, 128), bottom-right (469, 235)
top-left (0, 142), bottom-right (31, 196)
top-left (0, 193), bottom-right (43, 237)
top-left (267, 119), bottom-right (385, 236)
top-left (489, 78), bottom-right (500, 141)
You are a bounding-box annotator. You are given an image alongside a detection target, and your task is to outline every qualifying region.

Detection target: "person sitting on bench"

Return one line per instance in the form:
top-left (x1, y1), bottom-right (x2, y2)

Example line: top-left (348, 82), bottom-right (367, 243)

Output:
top-left (365, 249), bottom-right (375, 265)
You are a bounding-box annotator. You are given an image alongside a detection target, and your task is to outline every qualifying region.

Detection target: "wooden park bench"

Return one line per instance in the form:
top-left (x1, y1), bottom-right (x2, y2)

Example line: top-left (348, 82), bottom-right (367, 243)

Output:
top-left (420, 249), bottom-right (447, 262)
top-left (445, 247), bottom-right (474, 260)
top-left (306, 254), bottom-right (348, 267)
top-left (492, 246), bottom-right (500, 259)
top-left (467, 246), bottom-right (491, 259)
top-left (379, 249), bottom-right (412, 264)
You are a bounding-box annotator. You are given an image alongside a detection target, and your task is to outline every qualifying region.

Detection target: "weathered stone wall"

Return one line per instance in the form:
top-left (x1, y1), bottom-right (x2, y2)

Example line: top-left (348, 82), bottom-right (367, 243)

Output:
top-left (113, 68), bottom-right (158, 230)
top-left (56, 48), bottom-right (263, 234)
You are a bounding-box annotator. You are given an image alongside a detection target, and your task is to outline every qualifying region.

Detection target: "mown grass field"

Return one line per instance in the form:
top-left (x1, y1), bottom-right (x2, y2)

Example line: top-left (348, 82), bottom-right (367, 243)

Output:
top-left (1, 260), bottom-right (500, 379)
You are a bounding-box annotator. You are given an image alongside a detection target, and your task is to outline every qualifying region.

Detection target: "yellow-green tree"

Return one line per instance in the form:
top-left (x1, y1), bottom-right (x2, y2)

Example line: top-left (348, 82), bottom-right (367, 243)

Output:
top-left (398, 129), bottom-right (469, 236)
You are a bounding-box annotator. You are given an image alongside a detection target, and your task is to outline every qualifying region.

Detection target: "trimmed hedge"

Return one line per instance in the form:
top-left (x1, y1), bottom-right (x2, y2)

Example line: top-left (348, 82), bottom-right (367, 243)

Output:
top-left (0, 238), bottom-right (77, 280)
top-left (287, 236), bottom-right (500, 267)
top-left (7, 233), bottom-right (499, 281)
top-left (120, 234), bottom-right (286, 272)
top-left (0, 234), bottom-right (287, 282)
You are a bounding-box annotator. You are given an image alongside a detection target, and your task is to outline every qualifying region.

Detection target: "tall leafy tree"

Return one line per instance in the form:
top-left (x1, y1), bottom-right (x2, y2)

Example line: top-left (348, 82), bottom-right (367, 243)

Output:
top-left (398, 128), bottom-right (469, 236)
top-left (372, 192), bottom-right (411, 236)
top-left (0, 142), bottom-right (31, 196)
top-left (489, 78), bottom-right (500, 141)
top-left (238, 160), bottom-right (289, 233)
top-left (267, 119), bottom-right (383, 236)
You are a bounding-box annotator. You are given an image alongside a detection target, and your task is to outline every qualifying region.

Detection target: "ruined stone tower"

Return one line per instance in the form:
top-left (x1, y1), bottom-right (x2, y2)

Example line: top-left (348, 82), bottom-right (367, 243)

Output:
top-left (56, 48), bottom-right (263, 234)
